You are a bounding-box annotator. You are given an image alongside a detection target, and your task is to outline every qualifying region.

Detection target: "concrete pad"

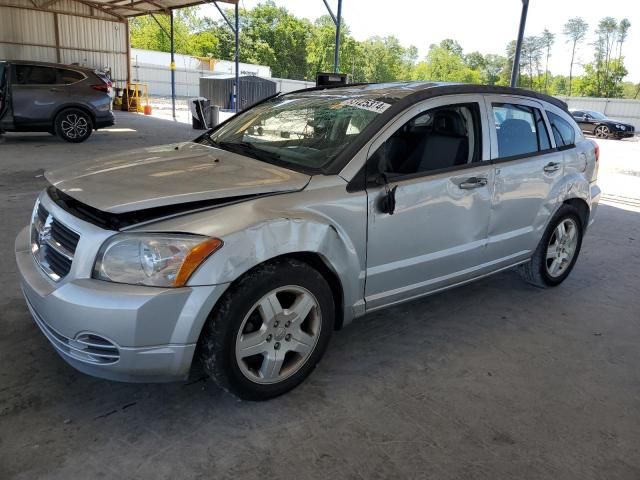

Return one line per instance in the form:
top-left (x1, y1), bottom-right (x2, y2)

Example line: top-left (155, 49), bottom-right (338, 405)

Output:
top-left (1, 116), bottom-right (639, 479)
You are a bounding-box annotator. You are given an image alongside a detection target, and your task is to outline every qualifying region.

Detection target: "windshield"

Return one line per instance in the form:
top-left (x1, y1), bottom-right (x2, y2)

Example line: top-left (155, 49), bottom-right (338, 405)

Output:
top-left (586, 111), bottom-right (606, 120)
top-left (205, 94), bottom-right (390, 172)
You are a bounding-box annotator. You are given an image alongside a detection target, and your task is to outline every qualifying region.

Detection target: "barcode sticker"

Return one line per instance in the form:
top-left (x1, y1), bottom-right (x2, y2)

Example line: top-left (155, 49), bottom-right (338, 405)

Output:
top-left (340, 98), bottom-right (391, 114)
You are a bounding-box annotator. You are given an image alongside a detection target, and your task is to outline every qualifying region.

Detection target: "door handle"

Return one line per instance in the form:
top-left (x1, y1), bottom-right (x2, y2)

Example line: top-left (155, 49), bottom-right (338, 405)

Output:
top-left (543, 162), bottom-right (561, 173)
top-left (459, 177), bottom-right (488, 189)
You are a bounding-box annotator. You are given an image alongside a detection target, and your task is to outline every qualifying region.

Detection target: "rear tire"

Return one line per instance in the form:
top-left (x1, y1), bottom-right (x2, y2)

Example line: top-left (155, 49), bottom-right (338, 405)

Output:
top-left (54, 108), bottom-right (92, 143)
top-left (518, 205), bottom-right (584, 288)
top-left (198, 258), bottom-right (335, 401)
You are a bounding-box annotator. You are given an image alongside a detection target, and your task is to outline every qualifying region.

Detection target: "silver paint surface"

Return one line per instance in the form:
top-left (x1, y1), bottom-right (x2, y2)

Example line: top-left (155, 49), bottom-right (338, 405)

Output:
top-left (15, 89), bottom-right (600, 382)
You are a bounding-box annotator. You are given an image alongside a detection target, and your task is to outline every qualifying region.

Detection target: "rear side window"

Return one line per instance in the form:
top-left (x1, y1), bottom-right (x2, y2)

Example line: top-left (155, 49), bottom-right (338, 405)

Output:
top-left (547, 111), bottom-right (576, 148)
top-left (58, 69), bottom-right (84, 84)
top-left (13, 65), bottom-right (57, 85)
top-left (493, 103), bottom-right (551, 158)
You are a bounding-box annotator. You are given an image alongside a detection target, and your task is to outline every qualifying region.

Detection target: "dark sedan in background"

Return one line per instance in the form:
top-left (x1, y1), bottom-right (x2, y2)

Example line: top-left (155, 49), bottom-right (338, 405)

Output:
top-left (0, 60), bottom-right (114, 143)
top-left (570, 109), bottom-right (635, 139)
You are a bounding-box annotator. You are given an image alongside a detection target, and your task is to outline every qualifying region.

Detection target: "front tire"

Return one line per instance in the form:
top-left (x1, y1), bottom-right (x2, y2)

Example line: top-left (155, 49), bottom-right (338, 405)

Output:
top-left (199, 258), bottom-right (335, 400)
top-left (519, 205), bottom-right (584, 288)
top-left (54, 108), bottom-right (93, 143)
top-left (594, 125), bottom-right (610, 139)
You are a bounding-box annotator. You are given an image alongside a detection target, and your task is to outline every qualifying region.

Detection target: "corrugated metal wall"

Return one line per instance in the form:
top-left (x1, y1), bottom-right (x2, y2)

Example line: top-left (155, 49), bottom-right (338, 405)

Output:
top-left (558, 97), bottom-right (640, 130)
top-left (0, 2), bottom-right (128, 86)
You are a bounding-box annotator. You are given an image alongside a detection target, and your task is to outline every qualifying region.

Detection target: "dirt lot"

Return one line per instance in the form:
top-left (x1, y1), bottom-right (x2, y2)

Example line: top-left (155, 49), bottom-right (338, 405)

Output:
top-left (1, 114), bottom-right (639, 479)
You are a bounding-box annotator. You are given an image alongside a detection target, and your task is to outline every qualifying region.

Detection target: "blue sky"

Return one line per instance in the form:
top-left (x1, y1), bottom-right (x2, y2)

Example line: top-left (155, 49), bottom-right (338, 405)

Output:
top-left (200, 0), bottom-right (640, 82)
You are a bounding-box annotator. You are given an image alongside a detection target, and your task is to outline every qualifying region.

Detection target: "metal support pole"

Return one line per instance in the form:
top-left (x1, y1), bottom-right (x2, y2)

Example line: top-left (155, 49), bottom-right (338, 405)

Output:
top-left (333, 0), bottom-right (342, 73)
top-left (170, 10), bottom-right (176, 119)
top-left (510, 0), bottom-right (529, 87)
top-left (234, 2), bottom-right (240, 112)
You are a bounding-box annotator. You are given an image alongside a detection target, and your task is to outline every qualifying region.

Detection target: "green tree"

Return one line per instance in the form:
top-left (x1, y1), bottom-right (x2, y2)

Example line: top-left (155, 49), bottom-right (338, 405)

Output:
top-left (541, 29), bottom-right (555, 93)
top-left (563, 17), bottom-right (588, 96)
top-left (413, 41), bottom-right (480, 83)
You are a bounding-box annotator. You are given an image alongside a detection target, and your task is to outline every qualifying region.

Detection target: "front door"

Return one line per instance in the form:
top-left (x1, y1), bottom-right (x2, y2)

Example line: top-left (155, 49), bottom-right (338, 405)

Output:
top-left (364, 96), bottom-right (494, 311)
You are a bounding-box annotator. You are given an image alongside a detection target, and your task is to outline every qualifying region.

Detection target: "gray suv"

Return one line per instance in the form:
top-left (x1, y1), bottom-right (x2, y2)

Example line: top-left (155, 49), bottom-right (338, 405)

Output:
top-left (0, 60), bottom-right (114, 142)
top-left (15, 83), bottom-right (600, 400)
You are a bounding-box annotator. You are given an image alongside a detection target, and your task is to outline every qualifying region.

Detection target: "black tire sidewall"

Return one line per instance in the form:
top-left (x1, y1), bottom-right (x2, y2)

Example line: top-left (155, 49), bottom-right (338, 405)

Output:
top-left (200, 259), bottom-right (335, 400)
top-left (55, 109), bottom-right (93, 143)
top-left (537, 207), bottom-right (584, 286)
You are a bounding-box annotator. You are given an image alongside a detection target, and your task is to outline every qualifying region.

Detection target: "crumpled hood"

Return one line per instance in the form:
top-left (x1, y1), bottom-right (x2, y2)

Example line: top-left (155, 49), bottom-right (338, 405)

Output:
top-left (45, 142), bottom-right (311, 213)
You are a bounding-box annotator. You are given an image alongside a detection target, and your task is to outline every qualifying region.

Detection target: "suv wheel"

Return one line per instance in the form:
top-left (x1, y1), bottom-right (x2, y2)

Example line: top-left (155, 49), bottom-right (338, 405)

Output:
top-left (199, 258), bottom-right (335, 400)
top-left (594, 125), bottom-right (610, 138)
top-left (55, 108), bottom-right (92, 143)
top-left (518, 205), bottom-right (584, 288)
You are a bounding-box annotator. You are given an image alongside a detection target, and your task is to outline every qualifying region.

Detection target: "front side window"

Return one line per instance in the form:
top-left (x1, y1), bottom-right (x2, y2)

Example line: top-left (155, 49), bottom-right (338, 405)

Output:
top-left (493, 103), bottom-right (551, 158)
top-left (586, 110), bottom-right (606, 120)
top-left (13, 65), bottom-right (57, 85)
top-left (547, 111), bottom-right (576, 148)
top-left (206, 94), bottom-right (390, 172)
top-left (369, 103), bottom-right (481, 176)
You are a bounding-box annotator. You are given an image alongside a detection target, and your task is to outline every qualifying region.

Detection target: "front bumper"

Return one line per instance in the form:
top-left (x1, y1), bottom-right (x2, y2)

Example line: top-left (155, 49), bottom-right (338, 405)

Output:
top-left (610, 129), bottom-right (635, 138)
top-left (15, 226), bottom-right (228, 382)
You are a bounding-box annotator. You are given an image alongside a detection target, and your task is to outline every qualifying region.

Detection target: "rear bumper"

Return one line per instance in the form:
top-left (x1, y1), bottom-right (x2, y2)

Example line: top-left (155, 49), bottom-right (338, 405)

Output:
top-left (589, 182), bottom-right (601, 227)
top-left (15, 225), bottom-right (229, 383)
top-left (95, 111), bottom-right (115, 129)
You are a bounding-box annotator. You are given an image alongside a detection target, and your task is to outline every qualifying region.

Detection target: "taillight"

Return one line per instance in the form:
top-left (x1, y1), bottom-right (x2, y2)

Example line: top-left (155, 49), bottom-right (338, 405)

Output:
top-left (92, 81), bottom-right (112, 94)
top-left (593, 140), bottom-right (599, 162)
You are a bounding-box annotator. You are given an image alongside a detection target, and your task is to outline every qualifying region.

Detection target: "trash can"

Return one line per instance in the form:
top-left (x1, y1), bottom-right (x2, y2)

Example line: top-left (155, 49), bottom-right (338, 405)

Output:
top-left (209, 105), bottom-right (220, 128)
top-left (189, 97), bottom-right (210, 130)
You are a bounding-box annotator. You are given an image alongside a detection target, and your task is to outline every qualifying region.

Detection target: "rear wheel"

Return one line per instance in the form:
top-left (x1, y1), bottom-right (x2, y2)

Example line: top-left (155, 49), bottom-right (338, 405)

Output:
top-left (594, 125), bottom-right (610, 138)
top-left (199, 258), bottom-right (335, 400)
top-left (519, 205), bottom-right (584, 288)
top-left (54, 108), bottom-right (92, 143)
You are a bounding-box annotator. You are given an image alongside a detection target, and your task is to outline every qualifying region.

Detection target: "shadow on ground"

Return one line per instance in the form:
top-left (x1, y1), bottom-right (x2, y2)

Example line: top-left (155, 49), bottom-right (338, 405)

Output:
top-left (1, 202), bottom-right (639, 480)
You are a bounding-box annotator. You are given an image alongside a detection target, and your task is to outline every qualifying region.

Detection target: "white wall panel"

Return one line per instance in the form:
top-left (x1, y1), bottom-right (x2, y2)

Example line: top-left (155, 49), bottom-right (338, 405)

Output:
top-left (0, 6), bottom-right (55, 45)
top-left (0, 5), bottom-right (128, 87)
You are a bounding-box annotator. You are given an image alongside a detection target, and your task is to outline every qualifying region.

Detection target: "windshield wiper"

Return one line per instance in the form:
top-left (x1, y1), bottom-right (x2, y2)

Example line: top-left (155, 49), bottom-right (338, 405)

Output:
top-left (217, 141), bottom-right (282, 162)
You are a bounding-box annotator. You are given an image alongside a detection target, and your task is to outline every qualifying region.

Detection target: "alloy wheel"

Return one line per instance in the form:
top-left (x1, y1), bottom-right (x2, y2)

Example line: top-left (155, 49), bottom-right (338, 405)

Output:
top-left (235, 285), bottom-right (321, 384)
top-left (545, 218), bottom-right (579, 278)
top-left (595, 125), bottom-right (609, 138)
top-left (61, 113), bottom-right (89, 139)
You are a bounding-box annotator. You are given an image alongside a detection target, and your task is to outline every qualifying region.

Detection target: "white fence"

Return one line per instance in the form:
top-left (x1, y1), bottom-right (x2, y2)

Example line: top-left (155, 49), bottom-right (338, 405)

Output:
top-left (559, 97), bottom-right (640, 130)
top-left (130, 61), bottom-right (315, 97)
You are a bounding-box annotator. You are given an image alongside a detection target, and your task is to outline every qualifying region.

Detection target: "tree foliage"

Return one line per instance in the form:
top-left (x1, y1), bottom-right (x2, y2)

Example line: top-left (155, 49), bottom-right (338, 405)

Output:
top-left (129, 4), bottom-right (636, 98)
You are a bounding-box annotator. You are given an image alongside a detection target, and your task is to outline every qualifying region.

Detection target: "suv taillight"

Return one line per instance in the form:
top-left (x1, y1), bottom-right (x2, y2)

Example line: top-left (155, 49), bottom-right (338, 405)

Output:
top-left (593, 140), bottom-right (600, 162)
top-left (92, 81), bottom-right (112, 94)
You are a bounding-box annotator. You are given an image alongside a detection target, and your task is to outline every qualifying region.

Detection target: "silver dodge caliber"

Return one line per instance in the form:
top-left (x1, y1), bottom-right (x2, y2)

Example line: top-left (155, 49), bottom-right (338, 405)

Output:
top-left (15, 83), bottom-right (601, 400)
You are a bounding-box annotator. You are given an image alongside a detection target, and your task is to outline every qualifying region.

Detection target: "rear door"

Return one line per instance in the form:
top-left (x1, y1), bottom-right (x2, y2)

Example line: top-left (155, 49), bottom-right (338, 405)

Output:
top-left (483, 96), bottom-right (563, 265)
top-left (11, 64), bottom-right (60, 127)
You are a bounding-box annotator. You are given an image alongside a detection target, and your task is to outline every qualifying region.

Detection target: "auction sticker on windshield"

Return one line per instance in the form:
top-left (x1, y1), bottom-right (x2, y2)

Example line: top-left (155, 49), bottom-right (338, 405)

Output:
top-left (340, 98), bottom-right (391, 114)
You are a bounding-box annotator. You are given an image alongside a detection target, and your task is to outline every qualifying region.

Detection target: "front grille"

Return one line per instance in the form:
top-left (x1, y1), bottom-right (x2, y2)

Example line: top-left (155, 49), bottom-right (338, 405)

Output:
top-left (31, 200), bottom-right (80, 281)
top-left (27, 299), bottom-right (120, 365)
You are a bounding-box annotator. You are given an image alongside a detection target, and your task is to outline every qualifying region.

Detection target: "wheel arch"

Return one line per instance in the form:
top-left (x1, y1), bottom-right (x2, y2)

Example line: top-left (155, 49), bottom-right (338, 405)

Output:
top-left (52, 104), bottom-right (96, 129)
top-left (563, 197), bottom-right (590, 232)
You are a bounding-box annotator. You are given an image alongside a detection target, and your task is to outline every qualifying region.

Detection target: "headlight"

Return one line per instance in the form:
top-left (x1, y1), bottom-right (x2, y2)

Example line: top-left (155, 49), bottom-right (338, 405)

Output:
top-left (93, 234), bottom-right (223, 287)
top-left (615, 124), bottom-right (625, 130)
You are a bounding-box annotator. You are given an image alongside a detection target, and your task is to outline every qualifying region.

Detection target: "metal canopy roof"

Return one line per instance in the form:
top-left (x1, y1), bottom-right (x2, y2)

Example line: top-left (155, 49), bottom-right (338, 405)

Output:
top-left (79, 0), bottom-right (237, 19)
